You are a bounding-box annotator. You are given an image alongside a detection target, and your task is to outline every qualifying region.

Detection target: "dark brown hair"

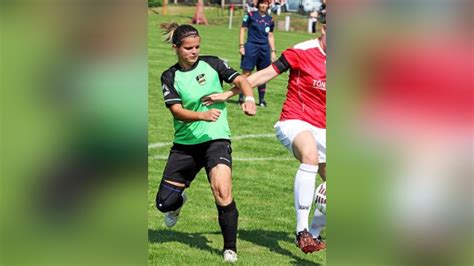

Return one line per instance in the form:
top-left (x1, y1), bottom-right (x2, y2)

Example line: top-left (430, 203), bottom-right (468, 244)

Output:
top-left (160, 23), bottom-right (200, 47)
top-left (257, 0), bottom-right (270, 8)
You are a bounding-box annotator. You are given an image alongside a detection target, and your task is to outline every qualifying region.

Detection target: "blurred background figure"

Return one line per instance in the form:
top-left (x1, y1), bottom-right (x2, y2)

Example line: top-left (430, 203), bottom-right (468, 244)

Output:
top-left (270, 0), bottom-right (283, 15)
top-left (245, 0), bottom-right (258, 13)
top-left (1, 1), bottom-right (147, 265)
top-left (309, 9), bottom-right (318, 33)
top-left (318, 0), bottom-right (326, 23)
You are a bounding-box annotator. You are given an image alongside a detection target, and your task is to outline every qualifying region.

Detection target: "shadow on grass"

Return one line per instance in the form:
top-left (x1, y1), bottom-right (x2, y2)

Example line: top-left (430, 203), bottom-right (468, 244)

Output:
top-left (149, 228), bottom-right (323, 265)
top-left (148, 229), bottom-right (221, 256)
top-left (239, 229), bottom-right (323, 266)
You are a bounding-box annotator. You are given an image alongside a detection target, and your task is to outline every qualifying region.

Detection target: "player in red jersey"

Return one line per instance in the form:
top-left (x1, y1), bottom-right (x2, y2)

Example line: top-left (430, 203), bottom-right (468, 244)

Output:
top-left (203, 26), bottom-right (327, 254)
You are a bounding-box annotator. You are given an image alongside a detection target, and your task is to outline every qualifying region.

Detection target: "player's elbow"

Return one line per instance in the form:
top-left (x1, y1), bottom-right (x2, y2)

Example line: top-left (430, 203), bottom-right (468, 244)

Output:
top-left (233, 75), bottom-right (250, 88)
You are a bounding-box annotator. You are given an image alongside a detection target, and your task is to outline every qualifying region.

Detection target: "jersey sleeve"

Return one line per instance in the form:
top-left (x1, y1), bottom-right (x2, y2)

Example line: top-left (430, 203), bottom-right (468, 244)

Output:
top-left (204, 56), bottom-right (240, 84)
top-left (280, 48), bottom-right (300, 70)
top-left (271, 50), bottom-right (296, 74)
top-left (160, 70), bottom-right (181, 107)
top-left (241, 12), bottom-right (251, 28)
top-left (269, 18), bottom-right (275, 32)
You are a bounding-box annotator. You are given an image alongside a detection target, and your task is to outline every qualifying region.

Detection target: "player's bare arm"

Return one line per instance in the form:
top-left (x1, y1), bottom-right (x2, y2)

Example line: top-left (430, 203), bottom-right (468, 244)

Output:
top-left (202, 66), bottom-right (278, 106)
top-left (239, 27), bottom-right (247, 56)
top-left (247, 64), bottom-right (279, 87)
top-left (202, 76), bottom-right (257, 116)
top-left (169, 103), bottom-right (221, 122)
top-left (233, 75), bottom-right (257, 116)
top-left (268, 32), bottom-right (276, 61)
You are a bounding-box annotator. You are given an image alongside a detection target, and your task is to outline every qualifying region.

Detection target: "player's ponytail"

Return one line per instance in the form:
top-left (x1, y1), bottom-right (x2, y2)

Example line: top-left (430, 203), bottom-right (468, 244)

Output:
top-left (160, 23), bottom-right (199, 47)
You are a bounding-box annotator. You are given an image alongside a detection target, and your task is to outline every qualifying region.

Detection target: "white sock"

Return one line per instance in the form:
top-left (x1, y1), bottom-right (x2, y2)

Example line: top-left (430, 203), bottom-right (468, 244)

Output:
top-left (294, 163), bottom-right (318, 234)
top-left (309, 208), bottom-right (326, 238)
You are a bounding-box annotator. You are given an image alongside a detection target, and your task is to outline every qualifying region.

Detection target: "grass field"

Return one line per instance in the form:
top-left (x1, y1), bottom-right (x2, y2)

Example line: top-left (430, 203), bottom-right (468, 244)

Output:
top-left (148, 6), bottom-right (325, 265)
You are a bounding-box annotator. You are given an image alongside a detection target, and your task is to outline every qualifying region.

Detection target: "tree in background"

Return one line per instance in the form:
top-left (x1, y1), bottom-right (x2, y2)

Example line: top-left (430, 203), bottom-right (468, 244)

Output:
top-left (148, 0), bottom-right (162, 7)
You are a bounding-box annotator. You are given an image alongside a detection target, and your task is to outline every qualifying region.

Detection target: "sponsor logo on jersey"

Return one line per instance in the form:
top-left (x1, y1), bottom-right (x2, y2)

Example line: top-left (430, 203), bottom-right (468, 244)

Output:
top-left (196, 73), bottom-right (206, 85)
top-left (312, 79), bottom-right (326, 90)
top-left (265, 26), bottom-right (270, 33)
top-left (243, 14), bottom-right (248, 22)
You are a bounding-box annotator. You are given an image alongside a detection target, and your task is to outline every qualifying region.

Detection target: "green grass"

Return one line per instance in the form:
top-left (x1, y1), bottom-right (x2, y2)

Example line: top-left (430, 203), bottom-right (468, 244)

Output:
top-left (149, 6), bottom-right (325, 265)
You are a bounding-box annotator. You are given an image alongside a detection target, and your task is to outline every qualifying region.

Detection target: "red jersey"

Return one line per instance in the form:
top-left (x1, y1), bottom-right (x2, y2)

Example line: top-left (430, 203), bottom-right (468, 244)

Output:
top-left (272, 39), bottom-right (326, 128)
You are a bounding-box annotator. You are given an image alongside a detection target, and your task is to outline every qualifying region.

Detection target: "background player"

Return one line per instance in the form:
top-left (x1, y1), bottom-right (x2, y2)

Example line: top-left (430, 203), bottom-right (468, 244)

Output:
top-left (238, 0), bottom-right (276, 107)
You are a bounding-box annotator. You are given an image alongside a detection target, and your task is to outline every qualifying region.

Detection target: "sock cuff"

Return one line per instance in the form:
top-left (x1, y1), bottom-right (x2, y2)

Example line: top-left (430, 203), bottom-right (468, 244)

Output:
top-left (216, 200), bottom-right (237, 214)
top-left (299, 163), bottom-right (319, 173)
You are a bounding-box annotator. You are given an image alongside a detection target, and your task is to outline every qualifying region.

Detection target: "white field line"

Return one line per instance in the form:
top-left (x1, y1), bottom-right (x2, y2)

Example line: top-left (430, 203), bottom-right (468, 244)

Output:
top-left (148, 133), bottom-right (275, 149)
top-left (152, 155), bottom-right (293, 161)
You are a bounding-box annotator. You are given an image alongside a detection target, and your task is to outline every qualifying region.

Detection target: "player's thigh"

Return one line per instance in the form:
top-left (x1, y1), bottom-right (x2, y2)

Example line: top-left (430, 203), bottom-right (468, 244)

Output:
top-left (240, 43), bottom-right (259, 70)
top-left (275, 120), bottom-right (319, 164)
top-left (311, 127), bottom-right (326, 164)
top-left (208, 164), bottom-right (232, 205)
top-left (292, 131), bottom-right (319, 165)
top-left (204, 140), bottom-right (233, 202)
top-left (256, 46), bottom-right (271, 70)
top-left (162, 144), bottom-right (201, 187)
top-left (208, 164), bottom-right (232, 196)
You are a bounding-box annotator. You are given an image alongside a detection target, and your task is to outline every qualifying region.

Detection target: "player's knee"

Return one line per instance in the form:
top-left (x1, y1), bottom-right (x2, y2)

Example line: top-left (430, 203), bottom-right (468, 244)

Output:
top-left (155, 180), bottom-right (184, 213)
top-left (212, 185), bottom-right (232, 205)
top-left (300, 152), bottom-right (319, 165)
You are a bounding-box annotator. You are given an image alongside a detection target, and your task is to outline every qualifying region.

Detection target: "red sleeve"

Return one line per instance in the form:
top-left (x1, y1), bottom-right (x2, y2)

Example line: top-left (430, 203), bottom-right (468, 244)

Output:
top-left (271, 48), bottom-right (299, 74)
top-left (282, 48), bottom-right (300, 70)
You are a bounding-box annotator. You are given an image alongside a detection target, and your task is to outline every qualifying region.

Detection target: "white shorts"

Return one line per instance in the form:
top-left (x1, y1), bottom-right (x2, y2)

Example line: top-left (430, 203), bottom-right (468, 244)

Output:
top-left (274, 120), bottom-right (326, 163)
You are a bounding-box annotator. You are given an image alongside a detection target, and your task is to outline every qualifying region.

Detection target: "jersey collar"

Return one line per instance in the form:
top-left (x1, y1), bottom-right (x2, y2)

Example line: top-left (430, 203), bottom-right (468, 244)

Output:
top-left (177, 57), bottom-right (201, 72)
top-left (315, 39), bottom-right (326, 56)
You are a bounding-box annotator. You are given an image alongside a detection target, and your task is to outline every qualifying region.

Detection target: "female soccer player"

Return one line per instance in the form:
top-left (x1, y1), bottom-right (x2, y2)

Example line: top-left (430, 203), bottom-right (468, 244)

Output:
top-left (238, 0), bottom-right (276, 107)
top-left (203, 25), bottom-right (327, 254)
top-left (156, 23), bottom-right (256, 263)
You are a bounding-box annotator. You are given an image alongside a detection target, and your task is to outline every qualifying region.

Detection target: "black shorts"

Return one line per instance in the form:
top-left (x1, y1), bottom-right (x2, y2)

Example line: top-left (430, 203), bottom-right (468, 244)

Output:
top-left (162, 139), bottom-right (232, 187)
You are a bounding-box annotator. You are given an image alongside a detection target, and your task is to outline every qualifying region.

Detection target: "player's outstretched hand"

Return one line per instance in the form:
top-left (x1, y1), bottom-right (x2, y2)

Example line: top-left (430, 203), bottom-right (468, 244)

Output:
top-left (201, 93), bottom-right (229, 106)
top-left (241, 101), bottom-right (256, 116)
top-left (199, 109), bottom-right (221, 122)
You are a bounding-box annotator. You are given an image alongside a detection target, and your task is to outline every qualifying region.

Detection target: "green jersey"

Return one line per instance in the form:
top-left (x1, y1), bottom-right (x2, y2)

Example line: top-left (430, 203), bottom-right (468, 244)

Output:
top-left (161, 56), bottom-right (239, 145)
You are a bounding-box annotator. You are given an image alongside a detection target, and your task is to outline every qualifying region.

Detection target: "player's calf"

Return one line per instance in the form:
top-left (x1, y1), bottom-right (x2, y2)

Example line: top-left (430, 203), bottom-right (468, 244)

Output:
top-left (217, 200), bottom-right (239, 258)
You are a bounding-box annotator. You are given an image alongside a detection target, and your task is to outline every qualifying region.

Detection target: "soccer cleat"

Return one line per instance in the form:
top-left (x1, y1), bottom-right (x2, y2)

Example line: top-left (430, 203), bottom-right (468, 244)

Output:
top-left (295, 229), bottom-right (320, 254)
top-left (223, 249), bottom-right (238, 263)
top-left (313, 236), bottom-right (326, 250)
top-left (164, 193), bottom-right (187, 227)
top-left (258, 100), bottom-right (267, 107)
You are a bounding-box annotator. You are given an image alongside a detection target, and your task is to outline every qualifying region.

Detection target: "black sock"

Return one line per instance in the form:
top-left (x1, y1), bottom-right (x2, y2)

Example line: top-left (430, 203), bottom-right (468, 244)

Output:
top-left (238, 93), bottom-right (243, 102)
top-left (216, 200), bottom-right (238, 252)
top-left (257, 85), bottom-right (266, 103)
